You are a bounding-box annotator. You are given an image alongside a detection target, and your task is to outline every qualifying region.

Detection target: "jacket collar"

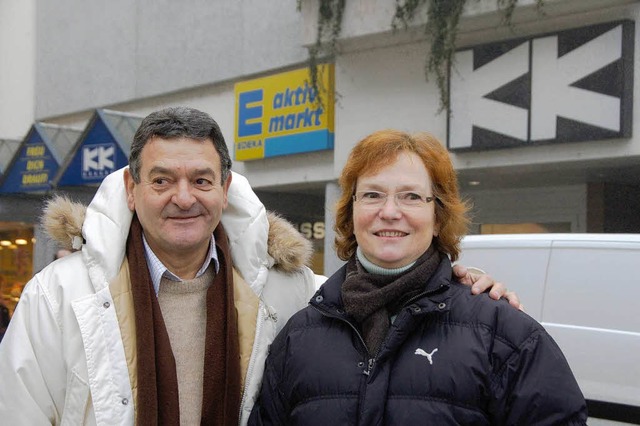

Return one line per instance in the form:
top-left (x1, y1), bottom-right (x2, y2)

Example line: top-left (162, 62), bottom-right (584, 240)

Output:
top-left (42, 167), bottom-right (313, 295)
top-left (311, 255), bottom-right (454, 319)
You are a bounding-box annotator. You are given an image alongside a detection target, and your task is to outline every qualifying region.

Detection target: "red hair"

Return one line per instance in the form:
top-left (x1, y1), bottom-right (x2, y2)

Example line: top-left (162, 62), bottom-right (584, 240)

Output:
top-left (334, 129), bottom-right (470, 261)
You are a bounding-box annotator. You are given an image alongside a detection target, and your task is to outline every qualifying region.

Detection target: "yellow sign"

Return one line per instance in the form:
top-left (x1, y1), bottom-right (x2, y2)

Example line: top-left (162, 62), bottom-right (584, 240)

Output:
top-left (234, 65), bottom-right (335, 161)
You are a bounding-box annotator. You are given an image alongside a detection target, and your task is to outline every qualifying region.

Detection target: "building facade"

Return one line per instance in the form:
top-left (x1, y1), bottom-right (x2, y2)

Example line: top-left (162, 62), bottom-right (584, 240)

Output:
top-left (1, 0), bottom-right (640, 299)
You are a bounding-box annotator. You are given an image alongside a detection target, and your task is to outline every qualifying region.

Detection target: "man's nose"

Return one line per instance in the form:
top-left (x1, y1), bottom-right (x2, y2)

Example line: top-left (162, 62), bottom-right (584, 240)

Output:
top-left (172, 180), bottom-right (196, 208)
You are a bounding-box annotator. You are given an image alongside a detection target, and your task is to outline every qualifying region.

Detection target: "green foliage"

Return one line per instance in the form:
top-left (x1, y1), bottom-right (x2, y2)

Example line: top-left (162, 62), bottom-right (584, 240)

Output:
top-left (300, 0), bottom-right (544, 111)
top-left (297, 0), bottom-right (345, 105)
top-left (393, 0), bottom-right (467, 111)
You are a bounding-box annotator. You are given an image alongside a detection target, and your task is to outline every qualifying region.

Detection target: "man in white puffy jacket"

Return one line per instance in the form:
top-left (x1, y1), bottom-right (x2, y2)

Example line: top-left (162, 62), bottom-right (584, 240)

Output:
top-left (0, 107), bottom-right (322, 425)
top-left (0, 107), bottom-right (514, 425)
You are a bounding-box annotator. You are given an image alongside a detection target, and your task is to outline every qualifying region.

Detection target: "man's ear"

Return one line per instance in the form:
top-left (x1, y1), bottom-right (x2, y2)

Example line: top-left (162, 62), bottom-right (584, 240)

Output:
top-left (222, 172), bottom-right (232, 209)
top-left (123, 168), bottom-right (136, 212)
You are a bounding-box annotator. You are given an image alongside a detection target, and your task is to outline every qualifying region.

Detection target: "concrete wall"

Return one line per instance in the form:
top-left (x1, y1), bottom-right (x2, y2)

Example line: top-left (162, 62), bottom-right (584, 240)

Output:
top-left (0, 0), bottom-right (36, 140)
top-left (4, 0), bottom-right (640, 279)
top-left (35, 0), bottom-right (307, 119)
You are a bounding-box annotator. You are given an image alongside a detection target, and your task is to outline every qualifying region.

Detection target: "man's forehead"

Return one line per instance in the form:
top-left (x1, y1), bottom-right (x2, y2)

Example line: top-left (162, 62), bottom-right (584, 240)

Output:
top-left (140, 137), bottom-right (221, 166)
top-left (144, 135), bottom-right (216, 146)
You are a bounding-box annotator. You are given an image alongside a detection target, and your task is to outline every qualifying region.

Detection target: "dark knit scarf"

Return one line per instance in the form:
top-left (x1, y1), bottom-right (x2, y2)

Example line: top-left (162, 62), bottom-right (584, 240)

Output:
top-left (341, 245), bottom-right (442, 355)
top-left (127, 215), bottom-right (241, 426)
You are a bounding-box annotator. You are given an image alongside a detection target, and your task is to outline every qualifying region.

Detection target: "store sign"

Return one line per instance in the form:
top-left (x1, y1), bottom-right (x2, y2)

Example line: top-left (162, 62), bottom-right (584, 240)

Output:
top-left (56, 112), bottom-right (129, 186)
top-left (0, 131), bottom-right (58, 193)
top-left (234, 65), bottom-right (335, 161)
top-left (448, 21), bottom-right (634, 151)
top-left (82, 143), bottom-right (115, 179)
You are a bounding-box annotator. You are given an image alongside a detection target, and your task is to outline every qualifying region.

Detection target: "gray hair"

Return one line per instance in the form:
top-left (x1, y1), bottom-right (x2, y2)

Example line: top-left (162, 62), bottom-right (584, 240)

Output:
top-left (128, 106), bottom-right (232, 184)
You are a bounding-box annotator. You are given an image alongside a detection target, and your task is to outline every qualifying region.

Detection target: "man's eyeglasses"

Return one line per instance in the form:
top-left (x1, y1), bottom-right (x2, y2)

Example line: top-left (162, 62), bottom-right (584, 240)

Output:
top-left (353, 190), bottom-right (438, 209)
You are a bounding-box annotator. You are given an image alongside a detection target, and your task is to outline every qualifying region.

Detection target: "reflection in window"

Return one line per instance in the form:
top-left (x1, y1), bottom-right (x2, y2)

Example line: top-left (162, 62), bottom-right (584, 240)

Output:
top-left (480, 222), bottom-right (571, 234)
top-left (0, 225), bottom-right (34, 315)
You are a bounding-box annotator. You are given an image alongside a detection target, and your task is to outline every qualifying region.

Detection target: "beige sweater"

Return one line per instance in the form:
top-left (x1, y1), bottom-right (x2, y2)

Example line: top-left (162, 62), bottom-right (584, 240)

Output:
top-left (158, 266), bottom-right (215, 425)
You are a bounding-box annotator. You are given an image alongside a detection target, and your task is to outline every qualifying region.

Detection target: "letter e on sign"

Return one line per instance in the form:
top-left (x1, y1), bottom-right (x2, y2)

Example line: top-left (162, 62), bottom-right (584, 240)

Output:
top-left (238, 90), bottom-right (263, 137)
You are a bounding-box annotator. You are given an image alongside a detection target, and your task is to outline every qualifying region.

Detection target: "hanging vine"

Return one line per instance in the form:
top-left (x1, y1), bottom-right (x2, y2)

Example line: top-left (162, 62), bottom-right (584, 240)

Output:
top-left (299, 0), bottom-right (544, 111)
top-left (297, 0), bottom-right (345, 106)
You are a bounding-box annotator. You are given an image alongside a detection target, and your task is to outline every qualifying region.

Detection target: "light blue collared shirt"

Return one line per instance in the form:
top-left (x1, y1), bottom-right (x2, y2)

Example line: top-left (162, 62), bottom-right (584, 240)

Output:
top-left (142, 233), bottom-right (220, 295)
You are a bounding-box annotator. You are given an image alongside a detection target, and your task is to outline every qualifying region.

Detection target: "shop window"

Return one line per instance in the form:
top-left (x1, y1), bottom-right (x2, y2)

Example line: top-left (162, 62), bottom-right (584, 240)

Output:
top-left (480, 222), bottom-right (571, 234)
top-left (255, 189), bottom-right (326, 276)
top-left (297, 221), bottom-right (325, 275)
top-left (0, 224), bottom-right (34, 315)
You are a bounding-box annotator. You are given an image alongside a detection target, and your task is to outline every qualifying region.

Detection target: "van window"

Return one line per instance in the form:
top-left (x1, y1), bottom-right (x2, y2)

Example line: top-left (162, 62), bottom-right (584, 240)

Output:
top-left (543, 240), bottom-right (639, 331)
top-left (458, 239), bottom-right (551, 320)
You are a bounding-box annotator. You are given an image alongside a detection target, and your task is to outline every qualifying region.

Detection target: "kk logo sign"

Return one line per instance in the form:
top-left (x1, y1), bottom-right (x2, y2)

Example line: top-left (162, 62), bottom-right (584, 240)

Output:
top-left (82, 143), bottom-right (115, 179)
top-left (448, 21), bottom-right (633, 151)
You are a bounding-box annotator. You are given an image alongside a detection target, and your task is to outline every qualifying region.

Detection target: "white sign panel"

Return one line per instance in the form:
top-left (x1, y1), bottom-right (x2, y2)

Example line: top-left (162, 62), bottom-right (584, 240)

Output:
top-left (82, 143), bottom-right (115, 179)
top-left (448, 21), bottom-right (633, 151)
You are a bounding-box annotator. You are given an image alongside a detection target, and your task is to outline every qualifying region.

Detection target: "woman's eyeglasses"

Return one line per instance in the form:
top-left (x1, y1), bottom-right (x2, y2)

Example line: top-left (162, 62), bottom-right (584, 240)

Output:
top-left (353, 191), bottom-right (438, 209)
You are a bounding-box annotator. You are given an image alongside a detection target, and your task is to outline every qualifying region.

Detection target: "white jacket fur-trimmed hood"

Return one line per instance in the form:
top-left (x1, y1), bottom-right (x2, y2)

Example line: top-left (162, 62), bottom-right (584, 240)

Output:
top-left (41, 167), bottom-right (313, 295)
top-left (1, 167), bottom-right (319, 426)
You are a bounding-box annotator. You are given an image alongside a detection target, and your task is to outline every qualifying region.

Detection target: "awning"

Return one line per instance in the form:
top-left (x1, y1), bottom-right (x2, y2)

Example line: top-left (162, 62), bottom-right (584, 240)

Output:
top-left (54, 109), bottom-right (142, 187)
top-left (0, 124), bottom-right (81, 194)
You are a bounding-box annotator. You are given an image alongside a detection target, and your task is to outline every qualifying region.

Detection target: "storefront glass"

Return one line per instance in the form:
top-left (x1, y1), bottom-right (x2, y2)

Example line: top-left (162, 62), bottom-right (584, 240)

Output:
top-left (255, 189), bottom-right (325, 276)
top-left (0, 223), bottom-right (34, 315)
top-left (480, 222), bottom-right (571, 234)
top-left (295, 220), bottom-right (325, 274)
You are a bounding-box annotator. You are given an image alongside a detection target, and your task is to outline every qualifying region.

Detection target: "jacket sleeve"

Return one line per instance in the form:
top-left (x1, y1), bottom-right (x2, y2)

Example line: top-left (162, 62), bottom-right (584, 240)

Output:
top-left (0, 274), bottom-right (66, 424)
top-left (248, 322), bottom-right (292, 426)
top-left (490, 327), bottom-right (588, 425)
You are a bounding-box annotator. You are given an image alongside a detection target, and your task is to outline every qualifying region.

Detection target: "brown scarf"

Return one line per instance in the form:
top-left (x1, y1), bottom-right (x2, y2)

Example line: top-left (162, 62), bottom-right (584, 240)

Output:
top-left (127, 215), bottom-right (241, 425)
top-left (341, 246), bottom-right (442, 355)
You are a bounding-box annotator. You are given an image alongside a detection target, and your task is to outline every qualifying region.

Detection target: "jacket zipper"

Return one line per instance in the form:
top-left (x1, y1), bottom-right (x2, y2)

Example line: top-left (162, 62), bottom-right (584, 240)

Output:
top-left (310, 304), bottom-right (371, 364)
top-left (363, 358), bottom-right (375, 376)
top-left (310, 304), bottom-right (377, 424)
top-left (238, 302), bottom-right (277, 423)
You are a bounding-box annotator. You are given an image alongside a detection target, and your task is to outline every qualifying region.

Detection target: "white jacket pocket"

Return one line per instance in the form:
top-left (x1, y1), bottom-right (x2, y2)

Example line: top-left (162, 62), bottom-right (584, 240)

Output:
top-left (61, 369), bottom-right (91, 425)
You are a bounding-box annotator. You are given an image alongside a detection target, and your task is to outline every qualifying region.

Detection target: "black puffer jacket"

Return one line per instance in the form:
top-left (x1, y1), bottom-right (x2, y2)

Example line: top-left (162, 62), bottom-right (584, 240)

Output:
top-left (249, 257), bottom-right (587, 425)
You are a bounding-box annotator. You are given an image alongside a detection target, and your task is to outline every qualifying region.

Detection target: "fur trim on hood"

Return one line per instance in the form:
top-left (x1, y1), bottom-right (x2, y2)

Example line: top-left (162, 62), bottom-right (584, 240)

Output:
top-left (266, 213), bottom-right (313, 272)
top-left (41, 195), bottom-right (86, 251)
top-left (41, 195), bottom-right (313, 273)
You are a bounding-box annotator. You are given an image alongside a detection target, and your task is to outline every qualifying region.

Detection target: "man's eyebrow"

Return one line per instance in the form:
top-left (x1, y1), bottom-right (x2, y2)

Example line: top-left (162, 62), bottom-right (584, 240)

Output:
top-left (191, 167), bottom-right (216, 176)
top-left (147, 166), bottom-right (173, 177)
top-left (146, 166), bottom-right (216, 177)
top-left (189, 168), bottom-right (218, 183)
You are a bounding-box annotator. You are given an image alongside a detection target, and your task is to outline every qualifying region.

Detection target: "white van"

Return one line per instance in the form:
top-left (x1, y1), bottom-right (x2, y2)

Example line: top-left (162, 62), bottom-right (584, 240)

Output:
top-left (458, 234), bottom-right (640, 426)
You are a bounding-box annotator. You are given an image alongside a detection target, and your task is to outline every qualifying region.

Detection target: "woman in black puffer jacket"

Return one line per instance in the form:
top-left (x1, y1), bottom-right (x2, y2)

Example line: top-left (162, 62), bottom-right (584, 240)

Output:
top-left (249, 130), bottom-right (587, 425)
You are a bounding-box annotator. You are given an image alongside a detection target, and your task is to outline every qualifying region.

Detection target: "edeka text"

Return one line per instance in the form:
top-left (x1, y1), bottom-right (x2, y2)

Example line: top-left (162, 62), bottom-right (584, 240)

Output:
top-left (237, 139), bottom-right (263, 150)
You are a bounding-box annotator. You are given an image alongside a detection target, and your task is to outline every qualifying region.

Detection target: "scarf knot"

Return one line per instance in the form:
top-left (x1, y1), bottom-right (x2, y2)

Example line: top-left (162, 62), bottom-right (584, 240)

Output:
top-left (341, 246), bottom-right (442, 354)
